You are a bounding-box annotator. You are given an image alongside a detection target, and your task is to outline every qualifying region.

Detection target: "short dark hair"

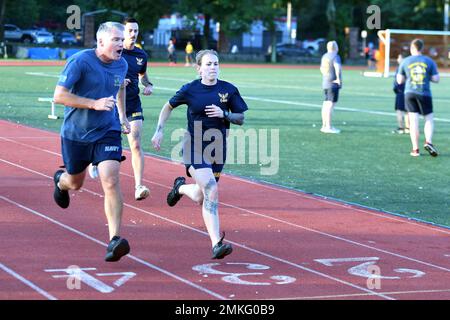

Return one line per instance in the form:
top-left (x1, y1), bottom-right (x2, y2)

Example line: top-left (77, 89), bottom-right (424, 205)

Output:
top-left (411, 39), bottom-right (424, 52)
top-left (123, 17), bottom-right (139, 25)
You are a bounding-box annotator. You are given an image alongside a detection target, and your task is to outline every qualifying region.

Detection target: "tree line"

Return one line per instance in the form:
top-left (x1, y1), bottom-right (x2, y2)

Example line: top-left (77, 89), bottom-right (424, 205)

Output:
top-left (0, 0), bottom-right (447, 53)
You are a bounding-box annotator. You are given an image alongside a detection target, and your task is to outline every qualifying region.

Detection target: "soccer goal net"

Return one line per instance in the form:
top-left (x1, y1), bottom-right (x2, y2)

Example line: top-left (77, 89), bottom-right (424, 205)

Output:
top-left (376, 29), bottom-right (450, 77)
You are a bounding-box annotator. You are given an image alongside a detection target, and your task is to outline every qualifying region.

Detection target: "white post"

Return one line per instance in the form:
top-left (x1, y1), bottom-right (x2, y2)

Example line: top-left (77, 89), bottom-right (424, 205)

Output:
top-left (287, 2), bottom-right (292, 44)
top-left (445, 0), bottom-right (449, 31)
top-left (445, 0), bottom-right (449, 68)
top-left (384, 29), bottom-right (391, 78)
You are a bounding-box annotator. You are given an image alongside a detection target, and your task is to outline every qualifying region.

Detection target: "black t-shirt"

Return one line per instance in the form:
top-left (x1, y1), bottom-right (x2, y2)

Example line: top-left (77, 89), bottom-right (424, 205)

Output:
top-left (169, 79), bottom-right (248, 137)
top-left (122, 46), bottom-right (148, 103)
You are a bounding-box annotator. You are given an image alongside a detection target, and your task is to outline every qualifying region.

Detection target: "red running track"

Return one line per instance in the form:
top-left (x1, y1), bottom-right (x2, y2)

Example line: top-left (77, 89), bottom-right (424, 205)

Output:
top-left (0, 120), bottom-right (449, 300)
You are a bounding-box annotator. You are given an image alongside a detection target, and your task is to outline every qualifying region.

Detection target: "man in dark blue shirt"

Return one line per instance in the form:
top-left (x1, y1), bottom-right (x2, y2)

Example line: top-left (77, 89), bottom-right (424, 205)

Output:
top-left (392, 53), bottom-right (408, 134)
top-left (122, 17), bottom-right (153, 200)
top-left (53, 22), bottom-right (131, 262)
top-left (151, 50), bottom-right (248, 260)
top-left (397, 39), bottom-right (440, 157)
top-left (88, 18), bottom-right (153, 201)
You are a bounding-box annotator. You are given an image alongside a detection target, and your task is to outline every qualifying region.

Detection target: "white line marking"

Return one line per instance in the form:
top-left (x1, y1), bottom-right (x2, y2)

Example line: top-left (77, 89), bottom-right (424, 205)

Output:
top-left (1, 133), bottom-right (449, 236)
top-left (1, 132), bottom-right (450, 255)
top-left (266, 288), bottom-right (450, 300)
top-left (0, 161), bottom-right (408, 300)
top-left (0, 192), bottom-right (394, 300)
top-left (148, 74), bottom-right (450, 102)
top-left (215, 171), bottom-right (450, 235)
top-left (1, 139), bottom-right (450, 270)
top-left (0, 196), bottom-right (227, 300)
top-left (0, 262), bottom-right (57, 300)
top-left (2, 154), bottom-right (448, 276)
top-left (25, 72), bottom-right (450, 122)
top-left (219, 200), bottom-right (450, 273)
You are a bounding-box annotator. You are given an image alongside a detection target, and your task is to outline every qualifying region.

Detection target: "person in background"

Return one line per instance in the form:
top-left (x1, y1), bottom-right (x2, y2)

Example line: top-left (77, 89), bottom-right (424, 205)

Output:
top-left (397, 39), bottom-right (440, 157)
top-left (185, 41), bottom-right (194, 66)
top-left (392, 53), bottom-right (409, 134)
top-left (320, 40), bottom-right (342, 134)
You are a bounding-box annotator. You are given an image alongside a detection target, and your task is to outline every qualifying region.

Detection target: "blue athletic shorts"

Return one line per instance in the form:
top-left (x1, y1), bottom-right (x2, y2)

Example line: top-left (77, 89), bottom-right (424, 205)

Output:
top-left (395, 92), bottom-right (405, 111)
top-left (182, 132), bottom-right (225, 182)
top-left (61, 131), bottom-right (122, 174)
top-left (126, 97), bottom-right (144, 121)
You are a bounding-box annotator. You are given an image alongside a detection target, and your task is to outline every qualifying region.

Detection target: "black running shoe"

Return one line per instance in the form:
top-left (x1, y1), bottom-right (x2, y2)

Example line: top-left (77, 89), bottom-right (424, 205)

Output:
top-left (53, 170), bottom-right (70, 209)
top-left (424, 143), bottom-right (438, 157)
top-left (104, 236), bottom-right (130, 262)
top-left (211, 233), bottom-right (233, 259)
top-left (167, 177), bottom-right (186, 207)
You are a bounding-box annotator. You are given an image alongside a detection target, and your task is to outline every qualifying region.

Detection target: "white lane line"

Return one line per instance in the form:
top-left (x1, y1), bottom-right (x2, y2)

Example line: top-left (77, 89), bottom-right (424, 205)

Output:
top-left (266, 288), bottom-right (450, 300)
top-left (148, 75), bottom-right (450, 102)
top-left (0, 262), bottom-right (58, 300)
top-left (24, 72), bottom-right (450, 121)
top-left (0, 195), bottom-right (227, 300)
top-left (0, 160), bottom-right (395, 300)
top-left (219, 173), bottom-right (450, 235)
top-left (2, 139), bottom-right (450, 269)
top-left (1, 133), bottom-right (449, 236)
top-left (218, 201), bottom-right (450, 273)
top-left (153, 86), bottom-right (450, 123)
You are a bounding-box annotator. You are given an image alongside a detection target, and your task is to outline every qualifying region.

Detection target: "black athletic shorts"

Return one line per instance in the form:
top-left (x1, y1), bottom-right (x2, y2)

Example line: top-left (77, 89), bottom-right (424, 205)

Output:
top-left (324, 87), bottom-right (340, 103)
top-left (405, 92), bottom-right (433, 115)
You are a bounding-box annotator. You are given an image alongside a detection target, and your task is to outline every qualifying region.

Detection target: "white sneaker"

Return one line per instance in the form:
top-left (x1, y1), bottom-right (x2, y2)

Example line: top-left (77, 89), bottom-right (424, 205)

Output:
top-left (320, 127), bottom-right (341, 134)
top-left (135, 185), bottom-right (150, 201)
top-left (88, 163), bottom-right (99, 179)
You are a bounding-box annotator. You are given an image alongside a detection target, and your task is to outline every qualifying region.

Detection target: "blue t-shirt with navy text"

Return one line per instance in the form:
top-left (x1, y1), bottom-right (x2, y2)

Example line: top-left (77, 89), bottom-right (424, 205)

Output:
top-left (169, 79), bottom-right (248, 137)
top-left (57, 49), bottom-right (128, 142)
top-left (398, 55), bottom-right (438, 96)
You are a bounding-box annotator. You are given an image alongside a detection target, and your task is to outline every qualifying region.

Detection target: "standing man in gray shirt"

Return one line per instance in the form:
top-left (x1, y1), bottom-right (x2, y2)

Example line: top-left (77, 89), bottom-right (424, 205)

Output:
top-left (320, 40), bottom-right (342, 134)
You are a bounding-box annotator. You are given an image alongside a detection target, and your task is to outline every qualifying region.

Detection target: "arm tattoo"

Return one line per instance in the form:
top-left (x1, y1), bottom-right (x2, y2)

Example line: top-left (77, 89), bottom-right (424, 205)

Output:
top-left (203, 178), bottom-right (218, 215)
top-left (226, 112), bottom-right (245, 125)
top-left (157, 125), bottom-right (163, 133)
top-left (140, 73), bottom-right (153, 87)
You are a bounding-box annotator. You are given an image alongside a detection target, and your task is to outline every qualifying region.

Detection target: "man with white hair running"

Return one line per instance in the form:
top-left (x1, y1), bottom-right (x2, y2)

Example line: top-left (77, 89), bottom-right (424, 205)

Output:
top-left (52, 22), bottom-right (131, 262)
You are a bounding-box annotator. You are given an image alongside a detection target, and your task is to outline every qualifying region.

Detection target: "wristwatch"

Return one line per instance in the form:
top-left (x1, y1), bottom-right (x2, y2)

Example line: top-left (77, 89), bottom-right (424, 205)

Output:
top-left (223, 110), bottom-right (230, 120)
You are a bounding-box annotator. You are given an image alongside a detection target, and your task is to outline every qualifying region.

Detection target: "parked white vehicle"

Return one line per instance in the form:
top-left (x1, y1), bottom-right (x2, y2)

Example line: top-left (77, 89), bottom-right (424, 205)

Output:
top-left (33, 31), bottom-right (54, 44)
top-left (22, 27), bottom-right (54, 44)
top-left (302, 38), bottom-right (326, 54)
top-left (4, 24), bottom-right (34, 43)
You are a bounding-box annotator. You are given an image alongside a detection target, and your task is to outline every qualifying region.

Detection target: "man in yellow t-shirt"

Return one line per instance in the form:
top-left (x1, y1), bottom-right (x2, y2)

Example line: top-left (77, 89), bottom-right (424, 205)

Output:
top-left (185, 41), bottom-right (194, 66)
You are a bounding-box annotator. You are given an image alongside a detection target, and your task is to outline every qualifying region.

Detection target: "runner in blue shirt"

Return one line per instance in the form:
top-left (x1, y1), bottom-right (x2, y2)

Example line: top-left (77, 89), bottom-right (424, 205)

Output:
top-left (89, 18), bottom-right (154, 200)
top-left (151, 49), bottom-right (248, 259)
top-left (397, 39), bottom-right (440, 157)
top-left (52, 22), bottom-right (131, 262)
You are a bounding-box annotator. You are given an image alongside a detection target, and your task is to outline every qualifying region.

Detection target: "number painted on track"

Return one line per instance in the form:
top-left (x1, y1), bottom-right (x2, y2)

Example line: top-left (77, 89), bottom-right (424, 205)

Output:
top-left (314, 257), bottom-right (425, 279)
top-left (192, 262), bottom-right (296, 286)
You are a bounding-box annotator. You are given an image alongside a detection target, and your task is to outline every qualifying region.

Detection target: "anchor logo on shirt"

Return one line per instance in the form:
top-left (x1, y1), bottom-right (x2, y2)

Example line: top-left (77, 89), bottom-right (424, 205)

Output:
top-left (218, 93), bottom-right (228, 103)
top-left (136, 58), bottom-right (143, 66)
